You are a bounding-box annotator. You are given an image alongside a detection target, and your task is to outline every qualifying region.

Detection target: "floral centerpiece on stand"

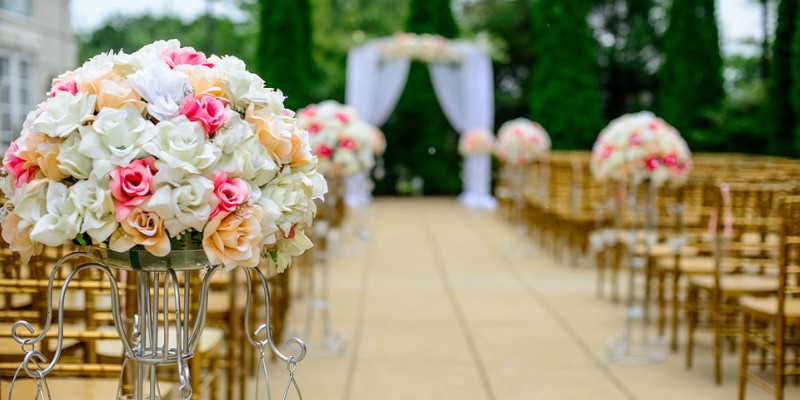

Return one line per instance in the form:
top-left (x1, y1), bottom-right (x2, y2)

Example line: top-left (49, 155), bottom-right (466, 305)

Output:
top-left (296, 100), bottom-right (376, 177)
top-left (590, 111), bottom-right (692, 187)
top-left (0, 39), bottom-right (327, 273)
top-left (494, 118), bottom-right (550, 166)
top-left (458, 128), bottom-right (495, 156)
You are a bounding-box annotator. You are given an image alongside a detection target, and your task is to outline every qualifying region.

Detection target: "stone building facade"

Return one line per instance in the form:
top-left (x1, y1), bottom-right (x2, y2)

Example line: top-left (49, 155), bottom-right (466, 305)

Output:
top-left (0, 0), bottom-right (76, 148)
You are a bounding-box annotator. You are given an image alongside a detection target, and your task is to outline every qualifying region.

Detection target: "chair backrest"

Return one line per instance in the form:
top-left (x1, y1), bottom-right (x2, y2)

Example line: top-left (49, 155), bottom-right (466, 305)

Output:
top-left (710, 182), bottom-right (795, 286)
top-left (778, 196), bottom-right (800, 317)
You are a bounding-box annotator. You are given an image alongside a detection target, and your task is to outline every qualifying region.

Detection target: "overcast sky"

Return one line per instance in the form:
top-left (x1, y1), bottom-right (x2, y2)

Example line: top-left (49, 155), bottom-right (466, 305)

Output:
top-left (70, 0), bottom-right (768, 55)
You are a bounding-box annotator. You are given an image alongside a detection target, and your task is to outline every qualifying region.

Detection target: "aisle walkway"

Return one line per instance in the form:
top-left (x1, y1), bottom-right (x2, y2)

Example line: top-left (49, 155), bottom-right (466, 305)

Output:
top-left (269, 198), bottom-right (789, 400)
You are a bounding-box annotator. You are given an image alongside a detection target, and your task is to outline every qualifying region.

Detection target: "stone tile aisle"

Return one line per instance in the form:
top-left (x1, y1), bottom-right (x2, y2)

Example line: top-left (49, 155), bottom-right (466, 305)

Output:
top-left (265, 198), bottom-right (793, 400)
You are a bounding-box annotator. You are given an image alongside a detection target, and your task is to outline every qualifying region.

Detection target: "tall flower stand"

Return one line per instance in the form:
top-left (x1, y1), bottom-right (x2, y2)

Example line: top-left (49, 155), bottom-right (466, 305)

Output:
top-left (605, 181), bottom-right (667, 365)
top-left (502, 165), bottom-right (533, 257)
top-left (6, 248), bottom-right (306, 400)
top-left (296, 176), bottom-right (347, 356)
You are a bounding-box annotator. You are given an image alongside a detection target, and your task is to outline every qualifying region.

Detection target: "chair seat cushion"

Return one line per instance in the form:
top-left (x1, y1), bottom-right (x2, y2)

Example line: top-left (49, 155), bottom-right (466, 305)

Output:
top-left (689, 275), bottom-right (778, 295)
top-left (741, 297), bottom-right (800, 322)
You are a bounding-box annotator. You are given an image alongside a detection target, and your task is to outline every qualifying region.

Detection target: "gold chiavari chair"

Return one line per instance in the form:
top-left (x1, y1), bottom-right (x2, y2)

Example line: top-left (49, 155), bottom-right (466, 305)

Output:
top-left (738, 195), bottom-right (800, 400)
top-left (685, 182), bottom-right (793, 384)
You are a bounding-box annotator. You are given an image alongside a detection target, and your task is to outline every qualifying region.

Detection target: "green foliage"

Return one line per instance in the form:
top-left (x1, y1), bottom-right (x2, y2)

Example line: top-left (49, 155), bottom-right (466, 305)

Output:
top-left (530, 0), bottom-right (604, 149)
top-left (257, 0), bottom-right (318, 110)
top-left (658, 0), bottom-right (724, 146)
top-left (77, 14), bottom-right (256, 67)
top-left (378, 0), bottom-right (461, 195)
top-left (591, 0), bottom-right (663, 119)
top-left (768, 0), bottom-right (798, 155)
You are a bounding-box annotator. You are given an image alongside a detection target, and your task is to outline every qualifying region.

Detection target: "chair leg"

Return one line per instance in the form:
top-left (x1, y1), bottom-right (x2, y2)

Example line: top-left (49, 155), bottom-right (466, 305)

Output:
top-left (671, 270), bottom-right (682, 352)
top-left (712, 292), bottom-right (722, 385)
top-left (738, 313), bottom-right (750, 400)
top-left (211, 358), bottom-right (220, 400)
top-left (776, 320), bottom-right (785, 400)
top-left (657, 269), bottom-right (666, 336)
top-left (686, 286), bottom-right (697, 369)
top-left (596, 247), bottom-right (606, 298)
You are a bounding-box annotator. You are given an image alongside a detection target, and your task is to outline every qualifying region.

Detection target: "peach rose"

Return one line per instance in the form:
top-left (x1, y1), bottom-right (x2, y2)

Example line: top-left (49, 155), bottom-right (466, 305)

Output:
top-left (1, 211), bottom-right (43, 265)
top-left (96, 79), bottom-right (146, 112)
top-left (289, 128), bottom-right (313, 167)
top-left (245, 104), bottom-right (292, 165)
top-left (203, 206), bottom-right (263, 270)
top-left (176, 65), bottom-right (225, 98)
top-left (18, 133), bottom-right (67, 181)
top-left (109, 206), bottom-right (170, 256)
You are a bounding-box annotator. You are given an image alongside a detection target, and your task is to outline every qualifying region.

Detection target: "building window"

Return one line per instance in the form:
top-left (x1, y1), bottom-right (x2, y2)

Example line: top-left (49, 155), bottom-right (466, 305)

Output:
top-left (0, 0), bottom-right (32, 16)
top-left (0, 51), bottom-right (34, 149)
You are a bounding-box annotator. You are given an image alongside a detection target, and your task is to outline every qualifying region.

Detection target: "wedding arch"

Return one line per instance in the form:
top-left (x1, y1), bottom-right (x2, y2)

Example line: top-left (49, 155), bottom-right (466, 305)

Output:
top-left (345, 33), bottom-right (496, 209)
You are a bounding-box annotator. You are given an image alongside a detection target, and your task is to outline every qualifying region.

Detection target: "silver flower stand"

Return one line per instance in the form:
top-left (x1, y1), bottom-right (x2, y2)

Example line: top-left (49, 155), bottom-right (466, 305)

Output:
top-left (6, 248), bottom-right (306, 400)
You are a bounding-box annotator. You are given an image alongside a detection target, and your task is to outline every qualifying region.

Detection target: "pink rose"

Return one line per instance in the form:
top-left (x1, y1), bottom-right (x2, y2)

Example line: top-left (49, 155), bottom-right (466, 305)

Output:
top-left (629, 134), bottom-right (641, 146)
top-left (3, 141), bottom-right (38, 188)
top-left (161, 47), bottom-right (214, 69)
top-left (601, 145), bottom-right (614, 159)
top-left (341, 139), bottom-right (356, 150)
top-left (317, 145), bottom-right (332, 158)
top-left (210, 172), bottom-right (249, 219)
top-left (644, 157), bottom-right (660, 171)
top-left (49, 80), bottom-right (78, 97)
top-left (309, 123), bottom-right (321, 134)
top-left (180, 94), bottom-right (229, 136)
top-left (648, 121), bottom-right (659, 131)
top-left (301, 106), bottom-right (317, 118)
top-left (335, 112), bottom-right (350, 124)
top-left (663, 154), bottom-right (678, 167)
top-left (109, 157), bottom-right (157, 222)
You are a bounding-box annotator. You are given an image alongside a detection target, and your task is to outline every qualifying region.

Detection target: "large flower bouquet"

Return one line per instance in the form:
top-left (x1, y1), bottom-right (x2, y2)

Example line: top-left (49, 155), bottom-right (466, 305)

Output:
top-left (0, 40), bottom-right (326, 272)
top-left (381, 33), bottom-right (463, 64)
top-left (494, 118), bottom-right (550, 166)
top-left (297, 101), bottom-right (376, 177)
top-left (591, 111), bottom-right (692, 186)
top-left (458, 129), bottom-right (495, 156)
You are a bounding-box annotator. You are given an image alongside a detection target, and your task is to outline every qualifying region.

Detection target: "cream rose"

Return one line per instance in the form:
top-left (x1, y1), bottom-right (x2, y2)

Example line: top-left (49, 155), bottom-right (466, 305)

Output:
top-left (32, 91), bottom-right (96, 138)
top-left (70, 177), bottom-right (117, 243)
top-left (79, 104), bottom-right (156, 177)
top-left (57, 130), bottom-right (93, 180)
top-left (30, 181), bottom-right (81, 246)
top-left (142, 116), bottom-right (220, 174)
top-left (148, 169), bottom-right (215, 236)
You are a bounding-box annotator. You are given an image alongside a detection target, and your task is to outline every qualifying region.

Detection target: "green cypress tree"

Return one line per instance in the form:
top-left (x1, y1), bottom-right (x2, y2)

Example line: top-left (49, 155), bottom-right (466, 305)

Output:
top-left (256, 0), bottom-right (316, 110)
top-left (380, 0), bottom-right (461, 195)
top-left (658, 0), bottom-right (724, 140)
top-left (772, 0), bottom-right (799, 155)
top-left (530, 0), bottom-right (604, 149)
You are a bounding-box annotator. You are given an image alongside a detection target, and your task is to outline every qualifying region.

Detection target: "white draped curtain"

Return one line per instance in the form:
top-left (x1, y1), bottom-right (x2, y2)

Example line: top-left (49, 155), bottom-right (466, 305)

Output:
top-left (344, 39), bottom-right (496, 209)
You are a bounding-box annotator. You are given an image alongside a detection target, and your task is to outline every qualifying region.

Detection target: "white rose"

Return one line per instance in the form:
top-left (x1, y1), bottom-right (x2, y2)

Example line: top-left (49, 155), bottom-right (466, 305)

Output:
top-left (79, 104), bottom-right (156, 177)
top-left (148, 169), bottom-right (215, 236)
top-left (334, 148), bottom-right (360, 176)
top-left (255, 196), bottom-right (282, 246)
top-left (32, 91), bottom-right (96, 138)
top-left (70, 177), bottom-right (117, 243)
top-left (127, 61), bottom-right (190, 121)
top-left (12, 180), bottom-right (49, 230)
top-left (208, 54), bottom-right (267, 109)
top-left (261, 164), bottom-right (327, 235)
top-left (0, 175), bottom-right (14, 200)
top-left (30, 182), bottom-right (81, 246)
top-left (57, 130), bottom-right (93, 179)
top-left (213, 111), bottom-right (254, 153)
top-left (143, 116), bottom-right (220, 174)
top-left (217, 136), bottom-right (278, 187)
